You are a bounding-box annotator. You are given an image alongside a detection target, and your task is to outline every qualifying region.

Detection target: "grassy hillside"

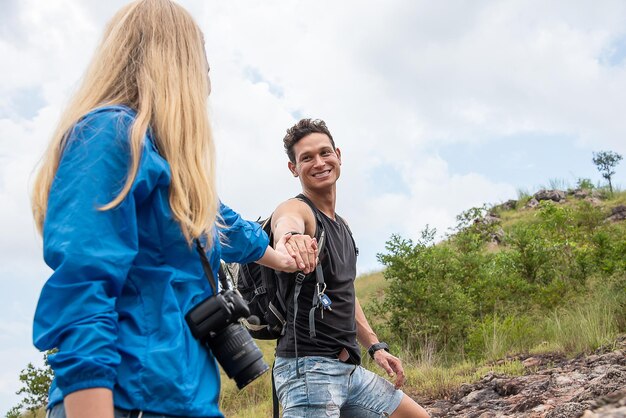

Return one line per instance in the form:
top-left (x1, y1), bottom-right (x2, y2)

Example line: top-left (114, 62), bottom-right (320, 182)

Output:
top-left (371, 188), bottom-right (625, 360)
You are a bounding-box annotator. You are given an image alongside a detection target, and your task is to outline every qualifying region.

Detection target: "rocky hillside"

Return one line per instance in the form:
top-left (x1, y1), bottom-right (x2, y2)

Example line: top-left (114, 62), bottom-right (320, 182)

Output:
top-left (422, 337), bottom-right (626, 417)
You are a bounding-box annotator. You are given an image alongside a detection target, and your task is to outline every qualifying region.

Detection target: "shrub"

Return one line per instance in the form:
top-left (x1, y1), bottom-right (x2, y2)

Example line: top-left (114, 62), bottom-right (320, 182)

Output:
top-left (376, 229), bottom-right (473, 351)
top-left (6, 353), bottom-right (53, 418)
top-left (576, 178), bottom-right (595, 190)
top-left (504, 222), bottom-right (553, 284)
top-left (469, 252), bottom-right (534, 316)
top-left (375, 194), bottom-right (626, 363)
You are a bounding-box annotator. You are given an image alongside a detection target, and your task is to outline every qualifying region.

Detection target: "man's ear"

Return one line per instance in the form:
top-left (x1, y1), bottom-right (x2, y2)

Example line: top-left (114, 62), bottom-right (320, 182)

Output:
top-left (336, 147), bottom-right (342, 165)
top-left (288, 161), bottom-right (298, 177)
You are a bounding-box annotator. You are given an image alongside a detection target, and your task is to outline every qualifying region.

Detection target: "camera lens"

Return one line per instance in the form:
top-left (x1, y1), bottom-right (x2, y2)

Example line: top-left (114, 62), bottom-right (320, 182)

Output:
top-left (206, 322), bottom-right (269, 389)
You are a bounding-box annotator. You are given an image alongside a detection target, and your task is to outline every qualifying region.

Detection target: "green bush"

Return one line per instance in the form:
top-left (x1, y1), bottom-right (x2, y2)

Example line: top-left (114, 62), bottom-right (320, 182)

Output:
top-left (6, 353), bottom-right (53, 418)
top-left (576, 178), bottom-right (595, 190)
top-left (504, 222), bottom-right (553, 284)
top-left (375, 193), bottom-right (626, 361)
top-left (375, 229), bottom-right (473, 351)
top-left (591, 224), bottom-right (626, 275)
top-left (469, 252), bottom-right (534, 316)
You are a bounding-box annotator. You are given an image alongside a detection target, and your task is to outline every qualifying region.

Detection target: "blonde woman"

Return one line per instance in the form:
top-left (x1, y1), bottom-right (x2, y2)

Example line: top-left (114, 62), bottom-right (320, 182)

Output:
top-left (31, 1), bottom-right (316, 417)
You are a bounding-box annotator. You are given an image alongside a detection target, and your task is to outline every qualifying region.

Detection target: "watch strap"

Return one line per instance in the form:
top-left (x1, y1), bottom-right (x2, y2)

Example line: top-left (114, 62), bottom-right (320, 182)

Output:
top-left (367, 342), bottom-right (389, 359)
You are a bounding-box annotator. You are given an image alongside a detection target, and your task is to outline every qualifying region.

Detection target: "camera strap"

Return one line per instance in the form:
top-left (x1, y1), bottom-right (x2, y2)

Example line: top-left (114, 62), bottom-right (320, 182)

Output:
top-left (195, 239), bottom-right (229, 295)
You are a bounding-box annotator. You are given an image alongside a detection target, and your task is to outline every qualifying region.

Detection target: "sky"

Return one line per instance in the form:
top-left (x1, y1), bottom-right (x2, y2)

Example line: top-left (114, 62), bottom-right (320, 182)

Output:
top-left (1, 0), bottom-right (626, 413)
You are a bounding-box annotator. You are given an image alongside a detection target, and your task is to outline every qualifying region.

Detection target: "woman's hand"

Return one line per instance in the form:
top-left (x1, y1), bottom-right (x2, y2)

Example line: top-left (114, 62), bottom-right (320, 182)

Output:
top-left (275, 233), bottom-right (318, 274)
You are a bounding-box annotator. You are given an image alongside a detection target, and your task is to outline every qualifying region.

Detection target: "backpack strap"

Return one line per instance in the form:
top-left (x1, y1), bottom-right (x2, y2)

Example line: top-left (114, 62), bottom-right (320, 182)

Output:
top-left (292, 194), bottom-right (332, 339)
top-left (292, 271), bottom-right (306, 378)
top-left (294, 193), bottom-right (323, 244)
top-left (308, 262), bottom-right (325, 338)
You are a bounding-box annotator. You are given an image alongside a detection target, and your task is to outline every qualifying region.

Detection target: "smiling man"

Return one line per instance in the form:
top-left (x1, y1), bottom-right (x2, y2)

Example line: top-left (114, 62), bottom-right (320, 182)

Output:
top-left (270, 119), bottom-right (430, 418)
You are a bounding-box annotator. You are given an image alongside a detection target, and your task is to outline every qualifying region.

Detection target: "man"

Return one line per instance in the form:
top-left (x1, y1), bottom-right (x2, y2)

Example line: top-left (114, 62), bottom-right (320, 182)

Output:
top-left (270, 119), bottom-right (430, 417)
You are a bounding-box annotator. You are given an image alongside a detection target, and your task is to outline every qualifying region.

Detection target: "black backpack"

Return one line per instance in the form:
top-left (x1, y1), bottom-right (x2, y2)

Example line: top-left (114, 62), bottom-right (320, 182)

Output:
top-left (233, 195), bottom-right (326, 340)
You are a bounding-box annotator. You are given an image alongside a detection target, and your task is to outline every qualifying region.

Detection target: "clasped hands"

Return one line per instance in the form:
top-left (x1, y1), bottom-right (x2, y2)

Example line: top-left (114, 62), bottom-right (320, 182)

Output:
top-left (275, 233), bottom-right (318, 274)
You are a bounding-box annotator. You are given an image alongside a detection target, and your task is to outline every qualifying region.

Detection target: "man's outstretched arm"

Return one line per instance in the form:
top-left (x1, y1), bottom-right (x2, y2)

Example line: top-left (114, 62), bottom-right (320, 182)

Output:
top-left (270, 199), bottom-right (318, 274)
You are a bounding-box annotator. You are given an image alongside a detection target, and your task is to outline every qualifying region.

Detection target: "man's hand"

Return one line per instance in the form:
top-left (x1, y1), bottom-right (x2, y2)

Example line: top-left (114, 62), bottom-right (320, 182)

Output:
top-left (373, 349), bottom-right (406, 389)
top-left (275, 233), bottom-right (318, 274)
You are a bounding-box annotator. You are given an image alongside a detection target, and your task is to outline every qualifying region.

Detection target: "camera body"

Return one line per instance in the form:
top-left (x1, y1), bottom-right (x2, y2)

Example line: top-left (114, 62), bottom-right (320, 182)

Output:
top-left (186, 289), bottom-right (250, 338)
top-left (186, 289), bottom-right (269, 389)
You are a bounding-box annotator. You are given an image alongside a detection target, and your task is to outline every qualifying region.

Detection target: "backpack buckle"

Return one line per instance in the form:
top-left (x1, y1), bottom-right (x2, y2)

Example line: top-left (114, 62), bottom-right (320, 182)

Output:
top-left (295, 272), bottom-right (306, 285)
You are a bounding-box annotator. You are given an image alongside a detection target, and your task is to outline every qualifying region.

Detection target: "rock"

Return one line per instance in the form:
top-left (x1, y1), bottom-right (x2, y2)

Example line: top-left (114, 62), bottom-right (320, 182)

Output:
top-left (546, 402), bottom-right (586, 418)
top-left (510, 394), bottom-right (544, 412)
top-left (606, 205), bottom-right (626, 222)
top-left (553, 371), bottom-right (586, 387)
top-left (462, 388), bottom-right (498, 404)
top-left (585, 197), bottom-right (603, 206)
top-left (523, 357), bottom-right (542, 368)
top-left (583, 387), bottom-right (626, 417)
top-left (526, 197), bottom-right (540, 209)
top-left (587, 368), bottom-right (626, 398)
top-left (483, 214), bottom-right (501, 225)
top-left (494, 200), bottom-right (518, 211)
top-left (591, 190), bottom-right (605, 199)
top-left (426, 406), bottom-right (445, 417)
top-left (490, 227), bottom-right (505, 245)
top-left (474, 214), bottom-right (501, 227)
top-left (573, 188), bottom-right (591, 199)
top-left (450, 383), bottom-right (474, 402)
top-left (493, 378), bottom-right (521, 396)
top-left (419, 345), bottom-right (626, 417)
top-left (534, 189), bottom-right (567, 202)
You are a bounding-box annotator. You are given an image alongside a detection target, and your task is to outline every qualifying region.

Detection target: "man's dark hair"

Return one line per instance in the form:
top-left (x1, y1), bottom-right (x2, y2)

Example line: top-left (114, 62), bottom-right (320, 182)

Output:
top-left (283, 119), bottom-right (335, 163)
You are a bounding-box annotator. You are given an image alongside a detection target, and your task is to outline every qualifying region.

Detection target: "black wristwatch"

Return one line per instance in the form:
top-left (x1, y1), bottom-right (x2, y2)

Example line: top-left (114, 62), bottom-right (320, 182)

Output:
top-left (367, 342), bottom-right (389, 359)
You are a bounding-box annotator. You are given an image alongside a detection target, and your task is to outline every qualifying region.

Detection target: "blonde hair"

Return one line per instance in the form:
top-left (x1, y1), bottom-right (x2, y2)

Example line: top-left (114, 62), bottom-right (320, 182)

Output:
top-left (31, 0), bottom-right (218, 245)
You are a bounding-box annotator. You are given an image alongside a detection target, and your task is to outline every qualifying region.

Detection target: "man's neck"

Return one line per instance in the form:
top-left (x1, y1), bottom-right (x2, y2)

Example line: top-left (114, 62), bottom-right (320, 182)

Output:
top-left (302, 187), bottom-right (336, 220)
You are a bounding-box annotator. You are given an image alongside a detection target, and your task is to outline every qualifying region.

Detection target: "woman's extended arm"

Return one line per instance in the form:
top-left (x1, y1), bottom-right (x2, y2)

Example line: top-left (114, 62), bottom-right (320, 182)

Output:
top-left (256, 233), bottom-right (317, 274)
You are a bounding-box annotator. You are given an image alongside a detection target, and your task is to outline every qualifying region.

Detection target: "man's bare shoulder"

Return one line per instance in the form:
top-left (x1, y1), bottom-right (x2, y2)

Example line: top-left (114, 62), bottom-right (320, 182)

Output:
top-left (274, 197), bottom-right (313, 219)
top-left (272, 197), bottom-right (316, 236)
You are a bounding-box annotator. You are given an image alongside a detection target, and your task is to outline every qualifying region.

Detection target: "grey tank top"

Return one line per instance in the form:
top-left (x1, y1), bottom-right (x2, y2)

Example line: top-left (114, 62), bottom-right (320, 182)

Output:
top-left (276, 195), bottom-right (361, 364)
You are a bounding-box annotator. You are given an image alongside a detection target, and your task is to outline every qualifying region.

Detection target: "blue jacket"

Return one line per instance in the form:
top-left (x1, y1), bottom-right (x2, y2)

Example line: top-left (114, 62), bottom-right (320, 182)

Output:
top-left (33, 105), bottom-right (269, 417)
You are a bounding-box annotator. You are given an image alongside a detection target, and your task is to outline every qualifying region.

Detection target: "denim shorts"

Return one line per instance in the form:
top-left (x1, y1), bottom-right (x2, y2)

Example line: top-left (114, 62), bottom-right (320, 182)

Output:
top-left (273, 356), bottom-right (404, 418)
top-left (48, 403), bottom-right (181, 418)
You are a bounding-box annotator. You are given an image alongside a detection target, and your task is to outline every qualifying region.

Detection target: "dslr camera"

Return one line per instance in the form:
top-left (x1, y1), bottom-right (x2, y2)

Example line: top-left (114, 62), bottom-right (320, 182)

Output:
top-left (186, 288), bottom-right (269, 389)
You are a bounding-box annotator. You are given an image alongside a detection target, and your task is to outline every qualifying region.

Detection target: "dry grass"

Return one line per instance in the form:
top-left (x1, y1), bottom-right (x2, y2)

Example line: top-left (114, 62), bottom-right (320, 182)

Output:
top-left (354, 270), bottom-right (387, 305)
top-left (403, 360), bottom-right (525, 400)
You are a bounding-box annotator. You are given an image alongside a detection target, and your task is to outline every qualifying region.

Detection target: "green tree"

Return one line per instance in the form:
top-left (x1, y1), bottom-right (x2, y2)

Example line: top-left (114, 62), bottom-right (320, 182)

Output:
top-left (592, 150), bottom-right (623, 194)
top-left (6, 353), bottom-right (54, 418)
top-left (376, 227), bottom-right (474, 351)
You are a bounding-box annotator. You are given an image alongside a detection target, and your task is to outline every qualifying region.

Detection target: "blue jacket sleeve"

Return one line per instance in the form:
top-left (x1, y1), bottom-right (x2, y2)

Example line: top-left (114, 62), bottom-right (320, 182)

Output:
top-left (218, 202), bottom-right (269, 264)
top-left (33, 108), bottom-right (139, 396)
